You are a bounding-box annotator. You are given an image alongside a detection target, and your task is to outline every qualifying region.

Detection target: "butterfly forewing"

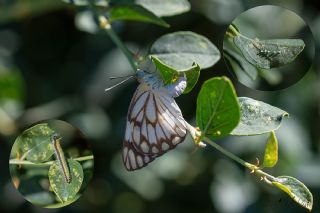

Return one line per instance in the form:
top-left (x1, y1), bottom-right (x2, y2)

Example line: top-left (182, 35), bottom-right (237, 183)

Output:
top-left (122, 83), bottom-right (187, 171)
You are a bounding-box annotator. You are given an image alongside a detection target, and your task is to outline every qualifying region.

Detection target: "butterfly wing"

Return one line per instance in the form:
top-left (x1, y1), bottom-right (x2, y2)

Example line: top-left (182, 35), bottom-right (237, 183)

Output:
top-left (122, 84), bottom-right (187, 171)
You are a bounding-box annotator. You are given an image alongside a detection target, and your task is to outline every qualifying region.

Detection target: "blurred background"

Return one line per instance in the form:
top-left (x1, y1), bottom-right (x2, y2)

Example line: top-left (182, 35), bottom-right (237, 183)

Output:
top-left (0, 0), bottom-right (319, 212)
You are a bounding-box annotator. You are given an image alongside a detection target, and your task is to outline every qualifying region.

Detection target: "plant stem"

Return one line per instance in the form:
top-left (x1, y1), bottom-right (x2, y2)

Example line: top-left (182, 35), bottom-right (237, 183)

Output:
top-left (203, 137), bottom-right (276, 182)
top-left (9, 155), bottom-right (94, 167)
top-left (104, 28), bottom-right (137, 71)
top-left (87, 0), bottom-right (137, 71)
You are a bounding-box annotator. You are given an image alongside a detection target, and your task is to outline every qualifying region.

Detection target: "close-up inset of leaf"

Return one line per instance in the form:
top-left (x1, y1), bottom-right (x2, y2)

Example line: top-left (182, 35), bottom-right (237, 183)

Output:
top-left (234, 34), bottom-right (305, 69)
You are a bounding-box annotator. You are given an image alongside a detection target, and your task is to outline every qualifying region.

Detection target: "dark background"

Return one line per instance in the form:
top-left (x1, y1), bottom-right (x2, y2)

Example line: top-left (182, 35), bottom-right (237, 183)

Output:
top-left (0, 0), bottom-right (319, 212)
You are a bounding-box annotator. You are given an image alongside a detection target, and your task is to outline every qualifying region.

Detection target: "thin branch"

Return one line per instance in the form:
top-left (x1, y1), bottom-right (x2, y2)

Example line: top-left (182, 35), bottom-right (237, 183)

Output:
top-left (9, 155), bottom-right (94, 167)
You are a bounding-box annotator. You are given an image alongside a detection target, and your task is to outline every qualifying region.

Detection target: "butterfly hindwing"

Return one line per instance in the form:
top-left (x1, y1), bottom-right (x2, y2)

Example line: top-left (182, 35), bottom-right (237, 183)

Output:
top-left (122, 84), bottom-right (187, 171)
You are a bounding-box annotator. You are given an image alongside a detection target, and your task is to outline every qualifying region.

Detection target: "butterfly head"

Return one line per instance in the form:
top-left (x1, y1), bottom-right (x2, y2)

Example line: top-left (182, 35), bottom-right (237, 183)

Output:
top-left (135, 70), bottom-right (163, 89)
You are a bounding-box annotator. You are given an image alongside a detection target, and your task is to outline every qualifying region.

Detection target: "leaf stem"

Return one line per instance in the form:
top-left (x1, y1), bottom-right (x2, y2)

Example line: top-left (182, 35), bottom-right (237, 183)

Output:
top-left (203, 137), bottom-right (276, 182)
top-left (9, 155), bottom-right (94, 167)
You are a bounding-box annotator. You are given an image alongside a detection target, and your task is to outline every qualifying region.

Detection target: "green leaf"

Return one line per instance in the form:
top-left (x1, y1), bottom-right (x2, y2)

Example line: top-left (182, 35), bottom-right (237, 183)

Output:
top-left (136, 0), bottom-right (190, 17)
top-left (234, 34), bottom-right (305, 69)
top-left (231, 97), bottom-right (288, 136)
top-left (109, 4), bottom-right (169, 27)
top-left (196, 77), bottom-right (240, 139)
top-left (150, 31), bottom-right (220, 70)
top-left (48, 159), bottom-right (83, 203)
top-left (151, 56), bottom-right (200, 94)
top-left (272, 176), bottom-right (313, 211)
top-left (263, 131), bottom-right (278, 168)
top-left (17, 123), bottom-right (56, 163)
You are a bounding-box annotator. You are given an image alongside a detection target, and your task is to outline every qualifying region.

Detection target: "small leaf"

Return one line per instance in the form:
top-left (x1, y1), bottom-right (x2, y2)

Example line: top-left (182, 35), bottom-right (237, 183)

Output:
top-left (231, 97), bottom-right (288, 136)
top-left (48, 159), bottom-right (83, 203)
top-left (263, 131), bottom-right (278, 167)
top-left (17, 123), bottom-right (56, 163)
top-left (0, 68), bottom-right (25, 101)
top-left (234, 35), bottom-right (305, 69)
top-left (196, 77), bottom-right (240, 139)
top-left (272, 176), bottom-right (313, 211)
top-left (150, 31), bottom-right (220, 70)
top-left (151, 56), bottom-right (200, 94)
top-left (136, 0), bottom-right (190, 17)
top-left (109, 4), bottom-right (169, 27)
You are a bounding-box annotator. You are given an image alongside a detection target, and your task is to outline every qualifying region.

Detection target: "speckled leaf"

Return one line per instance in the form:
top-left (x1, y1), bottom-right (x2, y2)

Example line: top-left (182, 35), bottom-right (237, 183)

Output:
top-left (151, 56), bottom-right (200, 94)
top-left (263, 131), bottom-right (278, 167)
top-left (272, 176), bottom-right (313, 211)
top-left (16, 123), bottom-right (55, 163)
top-left (196, 77), bottom-right (240, 139)
top-left (136, 0), bottom-right (190, 17)
top-left (48, 159), bottom-right (83, 203)
top-left (234, 35), bottom-right (305, 69)
top-left (231, 97), bottom-right (288, 136)
top-left (150, 31), bottom-right (220, 70)
top-left (109, 4), bottom-right (169, 27)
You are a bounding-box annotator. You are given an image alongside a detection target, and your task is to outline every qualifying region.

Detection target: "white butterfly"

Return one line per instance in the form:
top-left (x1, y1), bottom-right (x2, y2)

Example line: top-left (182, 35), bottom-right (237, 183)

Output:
top-left (122, 70), bottom-right (190, 171)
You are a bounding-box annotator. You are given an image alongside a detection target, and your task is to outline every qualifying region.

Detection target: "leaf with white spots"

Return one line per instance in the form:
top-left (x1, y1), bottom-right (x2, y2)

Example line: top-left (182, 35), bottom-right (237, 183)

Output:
top-left (234, 34), bottom-right (305, 69)
top-left (272, 176), bottom-right (313, 211)
top-left (230, 97), bottom-right (288, 136)
top-left (48, 159), bottom-right (83, 203)
top-left (15, 123), bottom-right (55, 163)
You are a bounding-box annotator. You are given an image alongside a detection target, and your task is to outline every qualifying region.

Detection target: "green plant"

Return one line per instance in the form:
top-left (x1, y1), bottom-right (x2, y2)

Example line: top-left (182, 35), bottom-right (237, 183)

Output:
top-left (64, 0), bottom-right (313, 211)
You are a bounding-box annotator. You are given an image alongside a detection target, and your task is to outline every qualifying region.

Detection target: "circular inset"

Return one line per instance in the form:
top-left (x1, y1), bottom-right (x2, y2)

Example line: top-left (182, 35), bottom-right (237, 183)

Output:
top-left (223, 5), bottom-right (315, 91)
top-left (9, 120), bottom-right (94, 208)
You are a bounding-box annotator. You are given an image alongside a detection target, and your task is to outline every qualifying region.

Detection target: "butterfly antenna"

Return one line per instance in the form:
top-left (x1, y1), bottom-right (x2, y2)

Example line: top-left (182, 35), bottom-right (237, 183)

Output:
top-left (105, 75), bottom-right (134, 92)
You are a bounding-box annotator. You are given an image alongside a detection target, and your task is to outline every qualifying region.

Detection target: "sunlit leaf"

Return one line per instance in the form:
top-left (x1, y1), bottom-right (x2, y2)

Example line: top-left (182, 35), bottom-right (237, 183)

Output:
top-left (150, 31), bottom-right (220, 70)
top-left (231, 97), bottom-right (288, 136)
top-left (48, 159), bottom-right (83, 203)
top-left (196, 77), bottom-right (240, 139)
top-left (136, 0), bottom-right (190, 17)
top-left (234, 35), bottom-right (305, 69)
top-left (151, 56), bottom-right (200, 94)
top-left (109, 4), bottom-right (169, 27)
top-left (272, 176), bottom-right (313, 211)
top-left (16, 123), bottom-right (56, 163)
top-left (263, 131), bottom-right (278, 168)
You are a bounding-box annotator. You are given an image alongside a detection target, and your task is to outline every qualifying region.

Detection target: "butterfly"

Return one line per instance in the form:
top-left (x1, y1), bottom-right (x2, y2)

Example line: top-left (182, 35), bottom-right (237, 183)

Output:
top-left (122, 70), bottom-right (188, 171)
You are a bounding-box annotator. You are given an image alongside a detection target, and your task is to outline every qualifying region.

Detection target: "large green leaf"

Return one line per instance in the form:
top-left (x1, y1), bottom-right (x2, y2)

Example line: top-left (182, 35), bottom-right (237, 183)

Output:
top-left (151, 56), bottom-right (200, 94)
top-left (150, 31), bottom-right (220, 70)
top-left (263, 131), bottom-right (278, 168)
top-left (196, 77), bottom-right (240, 139)
top-left (109, 4), bottom-right (169, 27)
top-left (231, 97), bottom-right (288, 136)
top-left (17, 123), bottom-right (56, 163)
top-left (48, 159), bottom-right (83, 203)
top-left (272, 176), bottom-right (313, 211)
top-left (136, 0), bottom-right (190, 17)
top-left (234, 35), bottom-right (305, 69)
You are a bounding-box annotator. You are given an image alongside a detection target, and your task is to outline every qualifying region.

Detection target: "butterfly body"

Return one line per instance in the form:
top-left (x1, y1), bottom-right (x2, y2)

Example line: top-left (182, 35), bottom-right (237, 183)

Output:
top-left (123, 70), bottom-right (187, 171)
